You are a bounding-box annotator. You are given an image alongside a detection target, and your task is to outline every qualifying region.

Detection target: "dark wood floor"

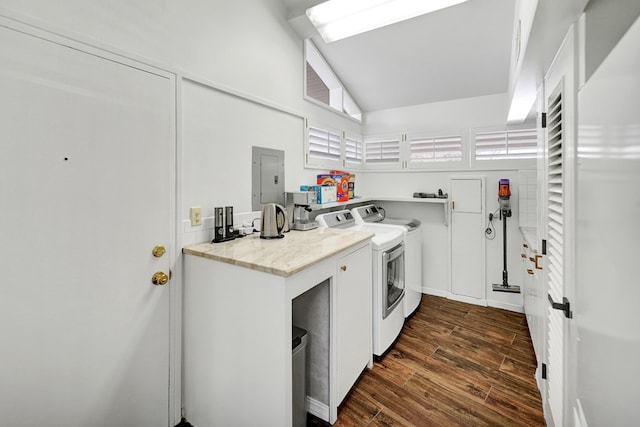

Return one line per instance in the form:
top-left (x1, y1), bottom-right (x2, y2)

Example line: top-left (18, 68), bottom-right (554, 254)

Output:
top-left (314, 294), bottom-right (545, 426)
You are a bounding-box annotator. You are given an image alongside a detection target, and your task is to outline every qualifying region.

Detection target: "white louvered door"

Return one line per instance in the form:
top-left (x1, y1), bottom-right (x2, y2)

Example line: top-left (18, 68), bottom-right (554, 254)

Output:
top-left (546, 81), bottom-right (565, 426)
top-left (542, 25), bottom-right (578, 427)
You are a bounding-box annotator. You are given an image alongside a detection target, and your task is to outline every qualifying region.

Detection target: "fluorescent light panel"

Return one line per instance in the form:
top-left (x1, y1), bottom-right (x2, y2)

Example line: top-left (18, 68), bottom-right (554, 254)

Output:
top-left (307, 0), bottom-right (470, 42)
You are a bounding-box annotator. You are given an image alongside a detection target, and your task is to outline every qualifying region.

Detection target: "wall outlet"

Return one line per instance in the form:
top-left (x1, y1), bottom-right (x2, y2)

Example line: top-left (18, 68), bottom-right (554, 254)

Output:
top-left (190, 206), bottom-right (202, 226)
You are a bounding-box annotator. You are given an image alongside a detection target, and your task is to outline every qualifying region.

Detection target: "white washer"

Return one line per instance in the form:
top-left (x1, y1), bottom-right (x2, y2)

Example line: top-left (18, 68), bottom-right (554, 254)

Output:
top-left (315, 210), bottom-right (405, 357)
top-left (350, 205), bottom-right (422, 318)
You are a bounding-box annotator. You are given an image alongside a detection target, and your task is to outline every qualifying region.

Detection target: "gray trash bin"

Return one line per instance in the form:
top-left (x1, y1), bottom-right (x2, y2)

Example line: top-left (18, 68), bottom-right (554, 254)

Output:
top-left (292, 326), bottom-right (308, 427)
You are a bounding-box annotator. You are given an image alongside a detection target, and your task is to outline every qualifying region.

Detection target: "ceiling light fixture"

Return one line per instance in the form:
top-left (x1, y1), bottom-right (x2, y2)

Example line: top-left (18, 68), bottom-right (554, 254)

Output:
top-left (306, 0), bottom-right (470, 43)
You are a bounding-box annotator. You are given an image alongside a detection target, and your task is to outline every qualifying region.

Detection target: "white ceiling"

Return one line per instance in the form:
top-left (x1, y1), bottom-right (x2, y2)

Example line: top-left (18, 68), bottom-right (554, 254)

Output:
top-left (283, 0), bottom-right (516, 113)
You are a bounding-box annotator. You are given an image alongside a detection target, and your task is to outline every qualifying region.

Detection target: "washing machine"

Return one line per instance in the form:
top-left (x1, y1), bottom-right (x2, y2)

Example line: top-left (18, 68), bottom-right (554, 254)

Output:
top-left (350, 204), bottom-right (422, 318)
top-left (315, 210), bottom-right (405, 357)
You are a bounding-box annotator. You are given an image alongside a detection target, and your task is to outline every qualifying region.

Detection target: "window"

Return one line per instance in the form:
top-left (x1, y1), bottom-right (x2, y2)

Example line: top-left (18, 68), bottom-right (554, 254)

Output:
top-left (409, 134), bottom-right (463, 164)
top-left (345, 133), bottom-right (363, 166)
top-left (475, 129), bottom-right (537, 160)
top-left (305, 39), bottom-right (362, 121)
top-left (364, 136), bottom-right (401, 165)
top-left (307, 125), bottom-right (341, 165)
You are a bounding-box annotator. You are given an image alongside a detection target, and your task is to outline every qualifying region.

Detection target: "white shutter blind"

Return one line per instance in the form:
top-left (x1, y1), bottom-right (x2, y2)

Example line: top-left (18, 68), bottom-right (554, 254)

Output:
top-left (364, 137), bottom-right (400, 164)
top-left (409, 135), bottom-right (462, 163)
top-left (308, 125), bottom-right (341, 163)
top-left (546, 83), bottom-right (564, 426)
top-left (475, 129), bottom-right (537, 160)
top-left (345, 134), bottom-right (363, 165)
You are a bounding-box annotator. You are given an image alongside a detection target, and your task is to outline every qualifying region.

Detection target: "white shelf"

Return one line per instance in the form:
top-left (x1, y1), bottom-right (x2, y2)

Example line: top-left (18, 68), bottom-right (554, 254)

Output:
top-left (310, 196), bottom-right (450, 225)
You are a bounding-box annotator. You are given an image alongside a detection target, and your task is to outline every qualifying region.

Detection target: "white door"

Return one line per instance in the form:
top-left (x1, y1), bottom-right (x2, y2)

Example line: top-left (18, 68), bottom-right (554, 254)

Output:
top-left (0, 23), bottom-right (175, 426)
top-left (542, 25), bottom-right (577, 427)
top-left (450, 178), bottom-right (484, 301)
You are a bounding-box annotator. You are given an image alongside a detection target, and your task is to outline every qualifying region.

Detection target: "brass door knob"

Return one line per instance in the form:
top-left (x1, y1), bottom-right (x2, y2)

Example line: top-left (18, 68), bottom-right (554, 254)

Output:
top-left (340, 265), bottom-right (347, 271)
top-left (152, 271), bottom-right (169, 286)
top-left (152, 245), bottom-right (166, 258)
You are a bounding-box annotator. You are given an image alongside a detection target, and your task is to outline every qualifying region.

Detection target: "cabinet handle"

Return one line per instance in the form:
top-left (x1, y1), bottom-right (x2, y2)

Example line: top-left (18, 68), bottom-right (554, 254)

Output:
top-left (535, 254), bottom-right (543, 270)
top-left (340, 265), bottom-right (347, 271)
top-left (521, 253), bottom-right (526, 258)
top-left (523, 243), bottom-right (529, 248)
top-left (452, 201), bottom-right (455, 210)
top-left (529, 257), bottom-right (536, 262)
top-left (527, 269), bottom-right (534, 275)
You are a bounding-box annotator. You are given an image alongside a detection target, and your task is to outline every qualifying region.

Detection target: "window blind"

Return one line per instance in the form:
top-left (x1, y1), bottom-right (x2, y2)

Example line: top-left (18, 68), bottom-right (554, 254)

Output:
top-left (409, 135), bottom-right (462, 163)
top-left (308, 125), bottom-right (341, 163)
top-left (364, 137), bottom-right (400, 164)
top-left (475, 129), bottom-right (537, 160)
top-left (345, 134), bottom-right (363, 165)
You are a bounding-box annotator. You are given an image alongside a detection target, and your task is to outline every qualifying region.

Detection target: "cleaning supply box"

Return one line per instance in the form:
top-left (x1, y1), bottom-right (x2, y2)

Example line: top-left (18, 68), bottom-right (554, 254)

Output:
top-left (317, 173), bottom-right (349, 202)
top-left (300, 185), bottom-right (337, 204)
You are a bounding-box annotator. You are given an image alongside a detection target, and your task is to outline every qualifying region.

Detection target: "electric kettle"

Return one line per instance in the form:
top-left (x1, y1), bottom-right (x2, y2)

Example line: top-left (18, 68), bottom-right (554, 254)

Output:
top-left (260, 203), bottom-right (286, 239)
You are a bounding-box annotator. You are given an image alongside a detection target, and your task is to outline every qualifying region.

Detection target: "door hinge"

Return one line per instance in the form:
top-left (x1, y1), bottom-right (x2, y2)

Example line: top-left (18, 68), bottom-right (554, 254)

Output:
top-left (548, 293), bottom-right (573, 318)
top-left (541, 239), bottom-right (547, 255)
top-left (542, 363), bottom-right (547, 379)
top-left (541, 112), bottom-right (547, 128)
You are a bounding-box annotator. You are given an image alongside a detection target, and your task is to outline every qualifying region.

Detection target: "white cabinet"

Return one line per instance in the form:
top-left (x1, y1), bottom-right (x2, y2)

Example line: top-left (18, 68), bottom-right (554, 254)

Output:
top-left (183, 235), bottom-right (372, 426)
top-left (335, 245), bottom-right (372, 404)
top-left (450, 178), bottom-right (485, 303)
top-left (521, 242), bottom-right (543, 360)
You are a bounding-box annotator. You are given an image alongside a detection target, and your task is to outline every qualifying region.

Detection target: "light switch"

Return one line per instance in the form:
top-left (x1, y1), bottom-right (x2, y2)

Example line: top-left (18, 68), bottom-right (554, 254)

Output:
top-left (190, 206), bottom-right (202, 226)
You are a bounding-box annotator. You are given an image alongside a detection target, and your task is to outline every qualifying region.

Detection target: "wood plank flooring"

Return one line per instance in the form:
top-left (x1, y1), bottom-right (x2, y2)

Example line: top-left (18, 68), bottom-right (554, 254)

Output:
top-left (313, 294), bottom-right (545, 426)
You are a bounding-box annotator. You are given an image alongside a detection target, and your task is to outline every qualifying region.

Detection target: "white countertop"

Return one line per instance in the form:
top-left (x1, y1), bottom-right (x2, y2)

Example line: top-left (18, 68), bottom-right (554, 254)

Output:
top-left (182, 227), bottom-right (373, 277)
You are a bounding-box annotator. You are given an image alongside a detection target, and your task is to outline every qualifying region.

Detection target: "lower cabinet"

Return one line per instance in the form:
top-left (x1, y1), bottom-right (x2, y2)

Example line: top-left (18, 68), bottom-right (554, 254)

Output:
top-left (521, 242), bottom-right (543, 363)
top-left (183, 238), bottom-right (373, 426)
top-left (335, 245), bottom-right (372, 404)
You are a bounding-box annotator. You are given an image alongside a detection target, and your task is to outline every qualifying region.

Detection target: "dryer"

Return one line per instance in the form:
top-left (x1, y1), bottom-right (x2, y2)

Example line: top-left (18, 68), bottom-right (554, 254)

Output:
top-left (351, 204), bottom-right (422, 318)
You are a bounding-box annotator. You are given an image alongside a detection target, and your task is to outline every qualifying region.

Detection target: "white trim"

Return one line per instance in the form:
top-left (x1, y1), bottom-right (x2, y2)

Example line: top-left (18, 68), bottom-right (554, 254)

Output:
top-left (422, 288), bottom-right (448, 298)
top-left (487, 299), bottom-right (524, 313)
top-left (446, 293), bottom-right (487, 307)
top-left (306, 396), bottom-right (330, 423)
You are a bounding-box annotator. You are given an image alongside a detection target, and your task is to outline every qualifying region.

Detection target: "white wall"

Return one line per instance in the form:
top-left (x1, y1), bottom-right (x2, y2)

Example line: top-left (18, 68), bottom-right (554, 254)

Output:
top-left (359, 93), bottom-right (529, 311)
top-left (363, 171), bottom-right (526, 312)
top-left (2, 0), bottom-right (532, 306)
top-left (0, 0), bottom-right (360, 237)
top-left (364, 93), bottom-right (511, 134)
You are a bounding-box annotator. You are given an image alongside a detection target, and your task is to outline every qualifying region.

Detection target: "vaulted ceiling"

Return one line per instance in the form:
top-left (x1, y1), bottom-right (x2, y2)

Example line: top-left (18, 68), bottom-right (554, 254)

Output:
top-left (282, 0), bottom-right (516, 113)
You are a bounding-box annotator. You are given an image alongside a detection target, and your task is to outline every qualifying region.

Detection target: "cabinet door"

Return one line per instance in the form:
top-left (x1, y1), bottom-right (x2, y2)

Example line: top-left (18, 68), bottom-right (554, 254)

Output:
top-left (451, 211), bottom-right (483, 299)
top-left (450, 178), bottom-right (484, 300)
top-left (335, 245), bottom-right (372, 404)
top-left (451, 179), bottom-right (482, 213)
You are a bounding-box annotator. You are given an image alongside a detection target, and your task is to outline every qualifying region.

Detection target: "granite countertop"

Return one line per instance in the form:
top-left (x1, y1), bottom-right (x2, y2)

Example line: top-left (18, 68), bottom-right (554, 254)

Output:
top-left (182, 228), bottom-right (373, 277)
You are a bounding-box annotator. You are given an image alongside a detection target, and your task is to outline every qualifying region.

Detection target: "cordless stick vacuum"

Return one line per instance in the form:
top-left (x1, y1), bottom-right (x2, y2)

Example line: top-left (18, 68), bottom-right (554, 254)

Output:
top-left (492, 179), bottom-right (521, 293)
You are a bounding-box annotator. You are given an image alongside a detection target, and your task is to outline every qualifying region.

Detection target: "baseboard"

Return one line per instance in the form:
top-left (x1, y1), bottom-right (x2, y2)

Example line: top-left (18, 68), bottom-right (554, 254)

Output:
top-left (421, 287), bottom-right (447, 297)
top-left (486, 299), bottom-right (523, 313)
top-left (447, 293), bottom-right (487, 307)
top-left (573, 399), bottom-right (589, 427)
top-left (306, 396), bottom-right (329, 423)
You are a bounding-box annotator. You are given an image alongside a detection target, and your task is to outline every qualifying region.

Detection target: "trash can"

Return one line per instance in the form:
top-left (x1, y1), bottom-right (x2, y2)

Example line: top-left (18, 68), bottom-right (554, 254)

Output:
top-left (292, 326), bottom-right (308, 427)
